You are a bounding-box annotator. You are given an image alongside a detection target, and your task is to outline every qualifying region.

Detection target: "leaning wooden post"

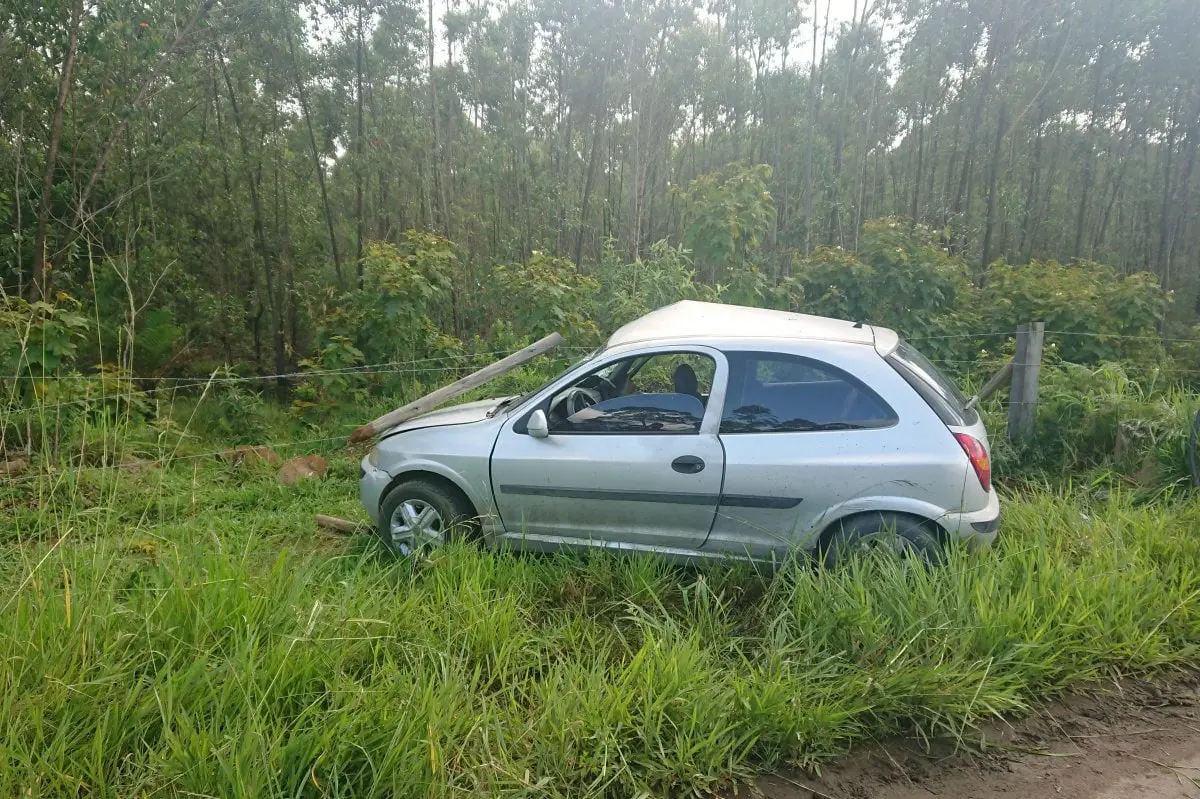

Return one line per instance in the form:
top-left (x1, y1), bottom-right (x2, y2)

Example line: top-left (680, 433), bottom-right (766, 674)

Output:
top-left (348, 332), bottom-right (564, 443)
top-left (1007, 322), bottom-right (1044, 442)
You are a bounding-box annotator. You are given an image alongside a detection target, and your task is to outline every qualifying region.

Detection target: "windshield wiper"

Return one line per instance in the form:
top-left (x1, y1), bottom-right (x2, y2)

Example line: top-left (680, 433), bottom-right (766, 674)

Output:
top-left (487, 396), bottom-right (518, 418)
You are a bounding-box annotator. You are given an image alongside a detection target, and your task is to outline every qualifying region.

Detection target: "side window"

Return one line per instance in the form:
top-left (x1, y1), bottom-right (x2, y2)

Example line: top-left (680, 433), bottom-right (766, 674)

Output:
top-left (720, 352), bottom-right (896, 433)
top-left (546, 352), bottom-right (715, 434)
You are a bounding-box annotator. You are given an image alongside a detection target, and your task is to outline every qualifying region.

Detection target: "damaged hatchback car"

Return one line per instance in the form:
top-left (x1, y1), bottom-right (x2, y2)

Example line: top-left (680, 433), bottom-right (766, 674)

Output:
top-left (360, 301), bottom-right (999, 566)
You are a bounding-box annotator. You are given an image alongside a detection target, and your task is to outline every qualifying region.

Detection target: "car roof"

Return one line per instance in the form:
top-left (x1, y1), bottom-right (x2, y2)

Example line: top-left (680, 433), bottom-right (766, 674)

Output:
top-left (606, 300), bottom-right (894, 350)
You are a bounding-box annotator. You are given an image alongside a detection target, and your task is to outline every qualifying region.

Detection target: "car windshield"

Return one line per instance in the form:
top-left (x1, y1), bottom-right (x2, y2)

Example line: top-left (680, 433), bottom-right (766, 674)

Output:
top-left (497, 349), bottom-right (600, 414)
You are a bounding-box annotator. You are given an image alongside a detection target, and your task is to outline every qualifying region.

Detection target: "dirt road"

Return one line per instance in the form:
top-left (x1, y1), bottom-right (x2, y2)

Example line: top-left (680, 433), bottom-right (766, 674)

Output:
top-left (758, 677), bottom-right (1200, 799)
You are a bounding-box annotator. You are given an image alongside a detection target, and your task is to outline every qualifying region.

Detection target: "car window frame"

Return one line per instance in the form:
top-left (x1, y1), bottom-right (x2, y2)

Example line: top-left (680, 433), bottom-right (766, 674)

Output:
top-left (512, 344), bottom-right (729, 437)
top-left (717, 349), bottom-right (898, 434)
top-left (886, 340), bottom-right (979, 427)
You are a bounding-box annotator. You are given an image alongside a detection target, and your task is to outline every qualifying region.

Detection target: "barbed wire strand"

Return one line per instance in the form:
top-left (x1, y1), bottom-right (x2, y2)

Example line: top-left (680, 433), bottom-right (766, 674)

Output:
top-left (909, 329), bottom-right (1200, 345)
top-left (0, 347), bottom-right (596, 384)
top-left (0, 361), bottom-right (565, 416)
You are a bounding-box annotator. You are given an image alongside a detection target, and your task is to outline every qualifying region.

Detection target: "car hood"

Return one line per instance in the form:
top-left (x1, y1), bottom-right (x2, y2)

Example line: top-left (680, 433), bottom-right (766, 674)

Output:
top-left (381, 397), bottom-right (510, 437)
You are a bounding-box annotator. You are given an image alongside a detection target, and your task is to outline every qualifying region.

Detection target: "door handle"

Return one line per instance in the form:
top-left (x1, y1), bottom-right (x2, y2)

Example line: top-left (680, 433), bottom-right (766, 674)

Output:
top-left (671, 455), bottom-right (705, 474)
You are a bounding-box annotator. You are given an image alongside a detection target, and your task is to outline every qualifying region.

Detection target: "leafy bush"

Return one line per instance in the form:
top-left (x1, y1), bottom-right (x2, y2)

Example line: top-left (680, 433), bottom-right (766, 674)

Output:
top-left (987, 362), bottom-right (1197, 493)
top-left (681, 163), bottom-right (775, 282)
top-left (0, 294), bottom-right (90, 378)
top-left (983, 260), bottom-right (1167, 365)
top-left (489, 252), bottom-right (600, 343)
top-left (594, 239), bottom-right (719, 329)
top-left (318, 233), bottom-right (458, 367)
top-left (794, 219), bottom-right (976, 360)
top-left (717, 265), bottom-right (805, 312)
top-left (190, 367), bottom-right (271, 444)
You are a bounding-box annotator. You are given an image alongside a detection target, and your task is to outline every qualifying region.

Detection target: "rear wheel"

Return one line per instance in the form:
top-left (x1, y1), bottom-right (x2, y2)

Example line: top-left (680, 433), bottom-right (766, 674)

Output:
top-left (820, 512), bottom-right (943, 569)
top-left (378, 479), bottom-right (478, 555)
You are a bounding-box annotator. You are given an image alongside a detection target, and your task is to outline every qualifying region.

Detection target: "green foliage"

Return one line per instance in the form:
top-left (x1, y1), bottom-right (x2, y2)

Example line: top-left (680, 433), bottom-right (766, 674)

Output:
top-left (983, 261), bottom-right (1168, 364)
top-left (3, 462), bottom-right (1200, 796)
top-left (189, 367), bottom-right (271, 444)
top-left (291, 337), bottom-right (369, 425)
top-left (81, 248), bottom-right (188, 375)
top-left (986, 362), bottom-right (1196, 494)
top-left (490, 252), bottom-right (600, 343)
top-left (317, 233), bottom-right (460, 368)
top-left (0, 295), bottom-right (89, 377)
top-left (682, 163), bottom-right (775, 282)
top-left (594, 239), bottom-right (719, 329)
top-left (794, 219), bottom-right (974, 358)
top-left (4, 0), bottom-right (1200, 387)
top-left (716, 264), bottom-right (805, 312)
top-left (130, 307), bottom-right (183, 374)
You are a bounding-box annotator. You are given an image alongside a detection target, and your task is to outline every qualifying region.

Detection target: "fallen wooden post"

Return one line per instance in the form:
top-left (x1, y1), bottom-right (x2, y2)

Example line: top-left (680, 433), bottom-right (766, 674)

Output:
top-left (348, 332), bottom-right (564, 443)
top-left (316, 514), bottom-right (364, 534)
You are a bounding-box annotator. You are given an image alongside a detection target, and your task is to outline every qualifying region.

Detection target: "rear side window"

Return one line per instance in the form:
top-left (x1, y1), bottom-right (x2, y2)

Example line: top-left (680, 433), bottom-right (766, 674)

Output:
top-left (720, 352), bottom-right (897, 433)
top-left (887, 340), bottom-right (978, 426)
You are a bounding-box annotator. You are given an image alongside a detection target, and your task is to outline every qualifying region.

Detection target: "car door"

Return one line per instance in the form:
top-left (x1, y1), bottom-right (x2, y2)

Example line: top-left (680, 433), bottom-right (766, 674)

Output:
top-left (489, 347), bottom-right (728, 552)
top-left (704, 348), bottom-right (901, 560)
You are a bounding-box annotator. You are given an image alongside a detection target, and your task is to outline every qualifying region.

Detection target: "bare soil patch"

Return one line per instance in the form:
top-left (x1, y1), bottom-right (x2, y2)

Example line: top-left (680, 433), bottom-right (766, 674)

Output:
top-left (757, 675), bottom-right (1200, 799)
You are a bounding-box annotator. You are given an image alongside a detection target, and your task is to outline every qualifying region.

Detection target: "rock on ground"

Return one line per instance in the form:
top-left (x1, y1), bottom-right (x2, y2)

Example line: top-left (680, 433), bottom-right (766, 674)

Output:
top-left (278, 454), bottom-right (329, 486)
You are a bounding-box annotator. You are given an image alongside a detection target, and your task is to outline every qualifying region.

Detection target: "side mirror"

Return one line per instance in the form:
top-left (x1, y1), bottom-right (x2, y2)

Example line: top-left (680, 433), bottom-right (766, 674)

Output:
top-left (527, 409), bottom-right (550, 439)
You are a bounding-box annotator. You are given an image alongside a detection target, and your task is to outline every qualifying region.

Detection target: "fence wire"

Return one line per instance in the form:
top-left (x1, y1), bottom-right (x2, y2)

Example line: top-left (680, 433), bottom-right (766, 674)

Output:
top-left (3, 330), bottom-right (1199, 485)
top-left (1, 348), bottom-right (596, 384)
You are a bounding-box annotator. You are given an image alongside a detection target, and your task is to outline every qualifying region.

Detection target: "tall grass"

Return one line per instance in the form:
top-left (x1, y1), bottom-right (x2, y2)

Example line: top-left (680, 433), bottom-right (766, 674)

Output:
top-left (2, 458), bottom-right (1199, 798)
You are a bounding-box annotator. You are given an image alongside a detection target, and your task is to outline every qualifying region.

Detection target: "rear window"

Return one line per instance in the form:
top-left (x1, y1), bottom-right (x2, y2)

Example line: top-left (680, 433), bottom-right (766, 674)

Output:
top-left (721, 352), bottom-right (897, 433)
top-left (887, 340), bottom-right (978, 426)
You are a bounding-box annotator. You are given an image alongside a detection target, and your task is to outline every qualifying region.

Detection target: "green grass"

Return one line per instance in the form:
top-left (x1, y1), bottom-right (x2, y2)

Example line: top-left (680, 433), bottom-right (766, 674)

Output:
top-left (2, 454), bottom-right (1200, 798)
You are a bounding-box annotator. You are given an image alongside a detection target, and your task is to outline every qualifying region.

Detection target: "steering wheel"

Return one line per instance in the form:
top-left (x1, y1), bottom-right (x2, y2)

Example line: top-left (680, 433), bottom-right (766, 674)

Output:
top-left (593, 375), bottom-right (619, 397)
top-left (562, 386), bottom-right (602, 417)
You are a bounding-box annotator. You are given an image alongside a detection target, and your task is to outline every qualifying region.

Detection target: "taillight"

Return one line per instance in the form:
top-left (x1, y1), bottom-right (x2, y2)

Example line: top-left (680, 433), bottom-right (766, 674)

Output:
top-left (954, 433), bottom-right (992, 492)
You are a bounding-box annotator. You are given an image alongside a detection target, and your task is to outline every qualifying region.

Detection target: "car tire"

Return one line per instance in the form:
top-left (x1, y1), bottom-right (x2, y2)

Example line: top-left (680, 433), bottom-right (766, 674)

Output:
top-left (820, 512), bottom-right (943, 569)
top-left (378, 479), bottom-right (479, 555)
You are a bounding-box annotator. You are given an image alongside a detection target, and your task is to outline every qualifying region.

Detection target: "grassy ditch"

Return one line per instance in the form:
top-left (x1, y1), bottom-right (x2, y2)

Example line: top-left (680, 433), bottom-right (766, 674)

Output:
top-left (1, 458), bottom-right (1199, 797)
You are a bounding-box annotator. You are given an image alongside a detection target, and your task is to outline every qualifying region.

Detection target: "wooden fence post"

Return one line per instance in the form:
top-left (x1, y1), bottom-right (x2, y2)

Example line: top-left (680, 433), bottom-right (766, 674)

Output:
top-left (1007, 322), bottom-right (1044, 441)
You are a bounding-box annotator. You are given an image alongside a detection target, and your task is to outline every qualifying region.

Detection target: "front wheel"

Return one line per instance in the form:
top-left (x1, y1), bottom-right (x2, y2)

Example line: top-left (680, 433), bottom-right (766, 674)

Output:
top-left (819, 512), bottom-right (943, 569)
top-left (378, 479), bottom-right (478, 555)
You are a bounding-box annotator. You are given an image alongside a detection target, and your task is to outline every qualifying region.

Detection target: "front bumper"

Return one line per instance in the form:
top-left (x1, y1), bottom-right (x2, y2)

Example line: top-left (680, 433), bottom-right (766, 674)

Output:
top-left (941, 489), bottom-right (1001, 550)
top-left (360, 456), bottom-right (392, 526)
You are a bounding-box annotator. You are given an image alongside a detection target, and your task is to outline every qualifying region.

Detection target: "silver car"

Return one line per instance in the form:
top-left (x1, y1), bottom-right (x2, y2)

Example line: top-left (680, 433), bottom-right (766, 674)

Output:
top-left (360, 301), bottom-right (1000, 565)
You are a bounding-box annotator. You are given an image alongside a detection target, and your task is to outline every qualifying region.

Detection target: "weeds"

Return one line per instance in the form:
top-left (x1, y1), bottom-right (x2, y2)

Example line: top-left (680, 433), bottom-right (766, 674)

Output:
top-left (1, 455), bottom-right (1199, 798)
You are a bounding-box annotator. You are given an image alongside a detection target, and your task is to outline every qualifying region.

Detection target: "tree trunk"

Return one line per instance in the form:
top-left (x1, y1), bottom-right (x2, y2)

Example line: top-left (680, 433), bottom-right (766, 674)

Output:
top-left (1073, 38), bottom-right (1112, 260)
top-left (1018, 117), bottom-right (1044, 263)
top-left (1164, 117), bottom-right (1198, 289)
top-left (287, 27), bottom-right (344, 289)
top-left (428, 0), bottom-right (449, 236)
top-left (30, 0), bottom-right (82, 299)
top-left (575, 104), bottom-right (606, 268)
top-left (1095, 130), bottom-right (1133, 253)
top-left (802, 0), bottom-right (827, 254)
top-left (217, 48), bottom-right (286, 398)
top-left (355, 1), bottom-right (366, 287)
top-left (1158, 107), bottom-right (1177, 285)
top-left (980, 95), bottom-right (1009, 273)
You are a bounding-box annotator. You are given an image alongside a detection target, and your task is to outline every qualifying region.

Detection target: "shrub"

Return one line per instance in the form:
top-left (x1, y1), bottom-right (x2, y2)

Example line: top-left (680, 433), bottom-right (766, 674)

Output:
top-left (793, 218), bottom-right (976, 360)
top-left (983, 260), bottom-right (1167, 365)
top-left (987, 362), bottom-right (1197, 493)
top-left (594, 239), bottom-right (719, 329)
top-left (489, 252), bottom-right (600, 344)
top-left (192, 366), bottom-right (271, 444)
top-left (681, 163), bottom-right (775, 283)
